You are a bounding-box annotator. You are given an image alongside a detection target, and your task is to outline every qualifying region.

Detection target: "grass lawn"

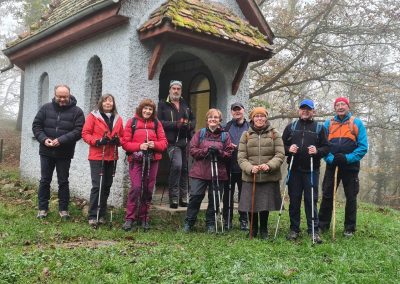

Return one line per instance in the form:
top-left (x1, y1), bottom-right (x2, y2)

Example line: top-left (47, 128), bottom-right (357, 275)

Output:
top-left (0, 168), bottom-right (399, 283)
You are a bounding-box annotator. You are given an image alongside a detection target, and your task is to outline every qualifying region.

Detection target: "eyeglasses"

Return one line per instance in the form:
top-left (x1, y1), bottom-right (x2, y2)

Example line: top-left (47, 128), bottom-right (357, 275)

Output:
top-left (253, 114), bottom-right (266, 119)
top-left (207, 116), bottom-right (220, 120)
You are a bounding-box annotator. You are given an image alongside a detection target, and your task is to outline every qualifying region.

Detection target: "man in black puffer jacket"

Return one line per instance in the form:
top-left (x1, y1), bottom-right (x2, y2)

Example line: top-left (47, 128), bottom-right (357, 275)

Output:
top-left (32, 84), bottom-right (84, 220)
top-left (282, 99), bottom-right (329, 243)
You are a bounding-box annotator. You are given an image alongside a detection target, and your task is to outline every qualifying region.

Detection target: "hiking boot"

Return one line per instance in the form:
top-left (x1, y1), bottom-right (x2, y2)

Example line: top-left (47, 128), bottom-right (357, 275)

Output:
top-left (183, 223), bottom-right (192, 233)
top-left (179, 200), bottom-right (188, 207)
top-left (207, 225), bottom-right (216, 233)
top-left (343, 230), bottom-right (354, 237)
top-left (88, 219), bottom-right (98, 228)
top-left (169, 201), bottom-right (178, 209)
top-left (286, 230), bottom-right (299, 241)
top-left (142, 221), bottom-right (150, 231)
top-left (98, 217), bottom-right (106, 224)
top-left (311, 232), bottom-right (323, 244)
top-left (240, 220), bottom-right (248, 231)
top-left (59, 211), bottom-right (70, 220)
top-left (122, 220), bottom-right (133, 231)
top-left (260, 231), bottom-right (268, 240)
top-left (37, 210), bottom-right (48, 219)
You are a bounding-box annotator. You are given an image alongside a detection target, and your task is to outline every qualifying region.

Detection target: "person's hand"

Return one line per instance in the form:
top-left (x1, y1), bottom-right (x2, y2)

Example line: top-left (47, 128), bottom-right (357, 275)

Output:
top-left (109, 136), bottom-right (120, 145)
top-left (289, 144), bottom-right (299, 154)
top-left (333, 153), bottom-right (347, 166)
top-left (208, 146), bottom-right (218, 157)
top-left (308, 145), bottom-right (317, 155)
top-left (140, 143), bottom-right (149, 151)
top-left (251, 166), bottom-right (259, 174)
top-left (52, 138), bottom-right (60, 147)
top-left (44, 138), bottom-right (53, 147)
top-left (95, 137), bottom-right (110, 146)
top-left (147, 141), bottom-right (155, 149)
top-left (259, 163), bottom-right (270, 172)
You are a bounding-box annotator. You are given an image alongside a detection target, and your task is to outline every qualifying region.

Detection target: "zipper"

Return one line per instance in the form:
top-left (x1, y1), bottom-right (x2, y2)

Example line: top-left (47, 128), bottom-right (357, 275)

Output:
top-left (56, 112), bottom-right (60, 133)
top-left (258, 133), bottom-right (261, 181)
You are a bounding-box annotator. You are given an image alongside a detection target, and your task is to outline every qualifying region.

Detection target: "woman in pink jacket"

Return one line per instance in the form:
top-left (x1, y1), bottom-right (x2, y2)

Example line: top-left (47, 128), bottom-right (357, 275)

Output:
top-left (121, 99), bottom-right (168, 231)
top-left (82, 94), bottom-right (124, 227)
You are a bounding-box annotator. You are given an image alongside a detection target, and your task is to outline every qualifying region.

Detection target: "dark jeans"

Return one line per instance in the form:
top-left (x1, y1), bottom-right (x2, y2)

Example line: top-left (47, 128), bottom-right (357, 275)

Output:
top-left (38, 155), bottom-right (71, 211)
top-left (88, 160), bottom-right (115, 220)
top-left (185, 178), bottom-right (224, 227)
top-left (223, 172), bottom-right (247, 224)
top-left (167, 145), bottom-right (188, 203)
top-left (288, 170), bottom-right (319, 233)
top-left (318, 166), bottom-right (360, 232)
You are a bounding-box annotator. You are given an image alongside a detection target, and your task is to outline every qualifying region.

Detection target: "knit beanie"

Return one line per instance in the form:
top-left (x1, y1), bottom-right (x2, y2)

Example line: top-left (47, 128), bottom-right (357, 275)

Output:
top-left (334, 97), bottom-right (350, 107)
top-left (249, 107), bottom-right (268, 120)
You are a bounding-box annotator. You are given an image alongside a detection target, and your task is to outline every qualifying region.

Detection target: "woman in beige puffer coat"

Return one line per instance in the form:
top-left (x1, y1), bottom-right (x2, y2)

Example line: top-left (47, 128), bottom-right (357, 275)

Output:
top-left (238, 107), bottom-right (285, 239)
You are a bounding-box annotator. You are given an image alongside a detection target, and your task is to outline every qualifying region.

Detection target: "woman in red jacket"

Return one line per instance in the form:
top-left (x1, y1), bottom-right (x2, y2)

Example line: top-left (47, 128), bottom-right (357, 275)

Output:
top-left (121, 99), bottom-right (168, 231)
top-left (82, 94), bottom-right (124, 227)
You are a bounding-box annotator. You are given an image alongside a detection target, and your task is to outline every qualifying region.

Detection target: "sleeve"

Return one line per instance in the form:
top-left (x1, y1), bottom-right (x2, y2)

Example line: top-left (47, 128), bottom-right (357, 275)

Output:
top-left (57, 108), bottom-right (85, 144)
top-left (153, 120), bottom-right (168, 152)
top-left (32, 106), bottom-right (47, 144)
top-left (316, 126), bottom-right (330, 158)
top-left (219, 132), bottom-right (234, 159)
top-left (81, 113), bottom-right (97, 146)
top-left (157, 101), bottom-right (176, 130)
top-left (266, 131), bottom-right (285, 171)
top-left (189, 131), bottom-right (208, 159)
top-left (346, 118), bottom-right (368, 164)
top-left (237, 131), bottom-right (253, 175)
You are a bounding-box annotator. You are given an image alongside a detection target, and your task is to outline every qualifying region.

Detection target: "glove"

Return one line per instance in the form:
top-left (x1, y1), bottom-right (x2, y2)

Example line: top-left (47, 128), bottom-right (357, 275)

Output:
top-left (208, 146), bottom-right (218, 157)
top-left (95, 137), bottom-right (110, 146)
top-left (333, 153), bottom-right (347, 166)
top-left (109, 136), bottom-right (120, 145)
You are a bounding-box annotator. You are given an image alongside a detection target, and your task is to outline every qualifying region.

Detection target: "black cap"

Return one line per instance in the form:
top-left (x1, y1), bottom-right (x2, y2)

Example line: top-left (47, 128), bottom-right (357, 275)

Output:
top-left (231, 102), bottom-right (244, 110)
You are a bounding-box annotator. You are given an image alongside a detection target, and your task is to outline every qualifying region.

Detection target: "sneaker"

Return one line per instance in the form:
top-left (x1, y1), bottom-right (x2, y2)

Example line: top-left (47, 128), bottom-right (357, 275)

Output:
top-left (88, 219), bottom-right (98, 228)
top-left (179, 200), bottom-right (188, 207)
top-left (343, 230), bottom-right (354, 237)
top-left (37, 210), bottom-right (48, 219)
top-left (122, 220), bottom-right (133, 231)
top-left (286, 230), bottom-right (299, 241)
top-left (183, 223), bottom-right (192, 233)
top-left (59, 211), bottom-right (70, 220)
top-left (311, 232), bottom-right (323, 244)
top-left (169, 201), bottom-right (178, 209)
top-left (142, 221), bottom-right (150, 231)
top-left (240, 220), bottom-right (248, 231)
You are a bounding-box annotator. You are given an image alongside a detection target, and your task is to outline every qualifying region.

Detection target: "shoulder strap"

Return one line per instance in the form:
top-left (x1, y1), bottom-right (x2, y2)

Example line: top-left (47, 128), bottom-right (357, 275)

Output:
top-left (130, 117), bottom-right (137, 139)
top-left (290, 120), bottom-right (298, 132)
top-left (154, 118), bottom-right (159, 137)
top-left (316, 122), bottom-right (323, 134)
top-left (199, 128), bottom-right (207, 143)
top-left (349, 116), bottom-right (356, 137)
top-left (221, 131), bottom-right (226, 143)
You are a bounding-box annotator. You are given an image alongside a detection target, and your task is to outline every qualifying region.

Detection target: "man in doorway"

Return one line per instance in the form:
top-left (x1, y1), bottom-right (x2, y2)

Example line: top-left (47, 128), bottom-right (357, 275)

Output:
top-left (318, 97), bottom-right (368, 237)
top-left (222, 102), bottom-right (250, 230)
top-left (32, 84), bottom-right (85, 220)
top-left (158, 80), bottom-right (195, 208)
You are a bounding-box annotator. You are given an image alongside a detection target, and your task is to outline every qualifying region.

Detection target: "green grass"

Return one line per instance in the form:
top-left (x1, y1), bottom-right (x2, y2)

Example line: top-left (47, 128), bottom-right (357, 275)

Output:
top-left (0, 168), bottom-right (399, 283)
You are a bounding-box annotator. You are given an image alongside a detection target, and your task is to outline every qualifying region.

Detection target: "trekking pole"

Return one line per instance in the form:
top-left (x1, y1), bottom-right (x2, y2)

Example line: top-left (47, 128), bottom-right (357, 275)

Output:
top-left (227, 172), bottom-right (232, 230)
top-left (144, 150), bottom-right (151, 230)
top-left (249, 173), bottom-right (256, 240)
top-left (274, 156), bottom-right (294, 240)
top-left (310, 156), bottom-right (315, 244)
top-left (332, 166), bottom-right (339, 240)
top-left (96, 132), bottom-right (108, 225)
top-left (214, 153), bottom-right (224, 233)
top-left (137, 150), bottom-right (147, 229)
top-left (210, 154), bottom-right (218, 233)
top-left (109, 137), bottom-right (118, 228)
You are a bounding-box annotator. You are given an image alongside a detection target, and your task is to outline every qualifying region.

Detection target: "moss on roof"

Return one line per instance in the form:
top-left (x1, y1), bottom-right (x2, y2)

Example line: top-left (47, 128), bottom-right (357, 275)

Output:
top-left (139, 0), bottom-right (272, 51)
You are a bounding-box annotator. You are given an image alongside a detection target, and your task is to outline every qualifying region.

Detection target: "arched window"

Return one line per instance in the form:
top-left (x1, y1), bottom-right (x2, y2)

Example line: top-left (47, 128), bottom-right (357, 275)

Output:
top-left (85, 56), bottom-right (103, 112)
top-left (38, 72), bottom-right (49, 108)
top-left (189, 74), bottom-right (211, 131)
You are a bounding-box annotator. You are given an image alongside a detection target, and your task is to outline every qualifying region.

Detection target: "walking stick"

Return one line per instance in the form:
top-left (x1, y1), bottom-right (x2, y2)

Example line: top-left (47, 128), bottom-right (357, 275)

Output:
top-left (249, 173), bottom-right (256, 240)
top-left (310, 156), bottom-right (315, 244)
top-left (144, 150), bottom-right (151, 230)
top-left (214, 154), bottom-right (224, 233)
top-left (210, 153), bottom-right (218, 233)
top-left (136, 150), bottom-right (148, 229)
top-left (332, 166), bottom-right (339, 240)
top-left (274, 156), bottom-right (294, 239)
top-left (96, 132), bottom-right (108, 225)
top-left (227, 172), bottom-right (232, 230)
top-left (109, 138), bottom-right (118, 228)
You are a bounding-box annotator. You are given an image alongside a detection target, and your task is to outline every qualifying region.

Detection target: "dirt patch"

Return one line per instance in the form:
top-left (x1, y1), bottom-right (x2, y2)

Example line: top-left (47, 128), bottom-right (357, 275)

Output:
top-left (52, 240), bottom-right (118, 249)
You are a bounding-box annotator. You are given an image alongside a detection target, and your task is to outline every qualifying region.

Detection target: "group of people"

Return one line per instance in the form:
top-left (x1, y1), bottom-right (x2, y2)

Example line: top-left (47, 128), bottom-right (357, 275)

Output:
top-left (32, 81), bottom-right (368, 242)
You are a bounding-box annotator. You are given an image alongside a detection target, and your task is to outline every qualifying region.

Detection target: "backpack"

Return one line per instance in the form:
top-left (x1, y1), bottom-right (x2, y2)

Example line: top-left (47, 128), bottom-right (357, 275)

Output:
top-left (199, 128), bottom-right (227, 144)
top-left (290, 119), bottom-right (323, 136)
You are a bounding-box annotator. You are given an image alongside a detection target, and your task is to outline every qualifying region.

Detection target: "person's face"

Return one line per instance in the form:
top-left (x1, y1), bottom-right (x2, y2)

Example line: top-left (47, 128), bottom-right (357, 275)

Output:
top-left (334, 102), bottom-right (350, 117)
top-left (102, 96), bottom-right (114, 113)
top-left (231, 107), bottom-right (244, 120)
top-left (54, 86), bottom-right (70, 106)
top-left (298, 107), bottom-right (315, 120)
top-left (142, 105), bottom-right (153, 119)
top-left (169, 85), bottom-right (182, 101)
top-left (207, 112), bottom-right (221, 128)
top-left (253, 114), bottom-right (267, 128)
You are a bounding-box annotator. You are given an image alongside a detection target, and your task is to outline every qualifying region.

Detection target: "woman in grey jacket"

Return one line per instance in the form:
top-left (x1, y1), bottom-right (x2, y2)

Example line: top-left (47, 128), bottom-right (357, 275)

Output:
top-left (238, 107), bottom-right (285, 239)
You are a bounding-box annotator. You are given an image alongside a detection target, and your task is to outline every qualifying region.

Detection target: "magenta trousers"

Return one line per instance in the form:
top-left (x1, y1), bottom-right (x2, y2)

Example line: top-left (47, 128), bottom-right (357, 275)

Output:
top-left (125, 160), bottom-right (159, 222)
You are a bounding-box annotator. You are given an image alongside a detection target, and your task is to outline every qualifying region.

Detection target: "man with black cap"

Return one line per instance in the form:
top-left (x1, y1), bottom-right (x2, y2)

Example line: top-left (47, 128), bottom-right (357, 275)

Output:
top-left (222, 102), bottom-right (250, 230)
top-left (158, 80), bottom-right (195, 208)
top-left (318, 97), bottom-right (368, 237)
top-left (282, 99), bottom-right (329, 243)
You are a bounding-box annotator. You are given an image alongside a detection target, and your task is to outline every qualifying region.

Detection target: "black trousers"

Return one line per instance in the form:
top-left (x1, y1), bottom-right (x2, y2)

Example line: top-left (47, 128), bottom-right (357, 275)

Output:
top-left (88, 160), bottom-right (115, 220)
top-left (185, 178), bottom-right (224, 227)
top-left (167, 145), bottom-right (188, 203)
top-left (222, 172), bottom-right (247, 223)
top-left (249, 211), bottom-right (269, 234)
top-left (288, 170), bottom-right (319, 233)
top-left (318, 166), bottom-right (360, 232)
top-left (38, 155), bottom-right (71, 211)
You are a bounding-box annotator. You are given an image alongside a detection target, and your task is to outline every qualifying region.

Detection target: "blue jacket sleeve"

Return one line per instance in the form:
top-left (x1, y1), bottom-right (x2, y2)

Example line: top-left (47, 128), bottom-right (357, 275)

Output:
top-left (345, 118), bottom-right (368, 164)
top-left (323, 119), bottom-right (334, 165)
